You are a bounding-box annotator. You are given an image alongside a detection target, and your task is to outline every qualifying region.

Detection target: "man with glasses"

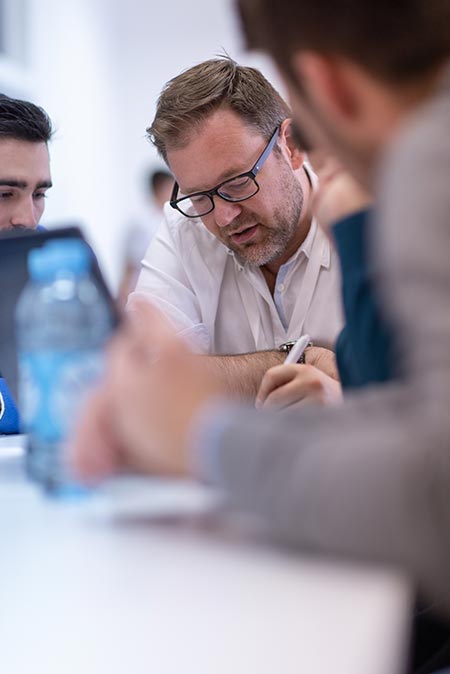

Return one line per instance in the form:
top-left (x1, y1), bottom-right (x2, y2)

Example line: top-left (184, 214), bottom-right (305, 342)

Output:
top-left (129, 57), bottom-right (343, 398)
top-left (71, 6), bottom-right (450, 671)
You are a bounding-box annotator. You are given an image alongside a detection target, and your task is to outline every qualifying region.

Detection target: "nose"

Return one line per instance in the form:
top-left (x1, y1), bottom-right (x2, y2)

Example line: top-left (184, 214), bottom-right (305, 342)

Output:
top-left (212, 198), bottom-right (243, 228)
top-left (10, 196), bottom-right (39, 229)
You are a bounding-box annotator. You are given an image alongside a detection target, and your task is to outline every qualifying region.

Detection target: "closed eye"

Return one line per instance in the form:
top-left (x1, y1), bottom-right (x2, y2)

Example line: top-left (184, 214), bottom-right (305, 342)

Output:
top-left (190, 194), bottom-right (210, 204)
top-left (228, 177), bottom-right (251, 187)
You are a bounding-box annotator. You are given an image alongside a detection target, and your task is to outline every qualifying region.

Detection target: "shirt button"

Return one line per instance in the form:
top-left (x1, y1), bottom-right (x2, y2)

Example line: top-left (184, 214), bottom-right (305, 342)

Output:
top-left (277, 283), bottom-right (285, 292)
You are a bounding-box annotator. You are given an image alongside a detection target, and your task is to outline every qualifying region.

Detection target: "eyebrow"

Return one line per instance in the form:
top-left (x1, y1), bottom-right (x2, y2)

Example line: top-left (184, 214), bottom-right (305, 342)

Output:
top-left (0, 179), bottom-right (53, 189)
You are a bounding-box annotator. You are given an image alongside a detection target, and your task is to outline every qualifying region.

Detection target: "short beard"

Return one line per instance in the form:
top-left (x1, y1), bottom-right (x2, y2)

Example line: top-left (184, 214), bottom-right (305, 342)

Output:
top-left (228, 168), bottom-right (304, 267)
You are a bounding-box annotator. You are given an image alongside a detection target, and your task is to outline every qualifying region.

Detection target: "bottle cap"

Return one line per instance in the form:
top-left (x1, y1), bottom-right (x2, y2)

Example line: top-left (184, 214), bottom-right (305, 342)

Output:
top-left (28, 239), bottom-right (91, 281)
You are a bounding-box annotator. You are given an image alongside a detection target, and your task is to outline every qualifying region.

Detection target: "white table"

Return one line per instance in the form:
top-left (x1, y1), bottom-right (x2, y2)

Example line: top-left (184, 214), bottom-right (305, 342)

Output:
top-left (0, 436), bottom-right (411, 674)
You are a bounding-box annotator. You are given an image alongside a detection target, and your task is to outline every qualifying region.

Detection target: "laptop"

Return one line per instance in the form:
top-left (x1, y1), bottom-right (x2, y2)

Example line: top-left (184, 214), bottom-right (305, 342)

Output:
top-left (0, 226), bottom-right (119, 404)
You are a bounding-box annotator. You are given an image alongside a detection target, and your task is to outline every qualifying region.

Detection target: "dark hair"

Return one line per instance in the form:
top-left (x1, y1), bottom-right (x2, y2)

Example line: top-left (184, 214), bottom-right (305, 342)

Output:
top-left (149, 168), bottom-right (173, 195)
top-left (237, 0), bottom-right (450, 86)
top-left (147, 56), bottom-right (290, 162)
top-left (0, 93), bottom-right (53, 143)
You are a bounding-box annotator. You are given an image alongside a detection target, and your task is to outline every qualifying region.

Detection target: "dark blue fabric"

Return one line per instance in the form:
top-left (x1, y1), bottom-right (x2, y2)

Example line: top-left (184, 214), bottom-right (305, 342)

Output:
top-left (0, 225), bottom-right (45, 434)
top-left (0, 377), bottom-right (19, 434)
top-left (332, 209), bottom-right (394, 389)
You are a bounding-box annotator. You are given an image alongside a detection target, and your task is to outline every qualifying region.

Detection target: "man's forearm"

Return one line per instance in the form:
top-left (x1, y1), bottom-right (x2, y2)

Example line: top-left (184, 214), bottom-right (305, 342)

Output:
top-left (203, 351), bottom-right (285, 400)
top-left (202, 346), bottom-right (339, 400)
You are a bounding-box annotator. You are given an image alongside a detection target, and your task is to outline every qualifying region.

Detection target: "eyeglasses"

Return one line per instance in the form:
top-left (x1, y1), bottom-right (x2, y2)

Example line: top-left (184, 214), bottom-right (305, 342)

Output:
top-left (169, 126), bottom-right (280, 218)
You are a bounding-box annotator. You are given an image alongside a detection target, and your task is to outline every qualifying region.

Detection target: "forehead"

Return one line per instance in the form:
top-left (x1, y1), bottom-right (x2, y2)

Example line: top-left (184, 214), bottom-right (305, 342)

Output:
top-left (0, 138), bottom-right (51, 182)
top-left (166, 108), bottom-right (267, 193)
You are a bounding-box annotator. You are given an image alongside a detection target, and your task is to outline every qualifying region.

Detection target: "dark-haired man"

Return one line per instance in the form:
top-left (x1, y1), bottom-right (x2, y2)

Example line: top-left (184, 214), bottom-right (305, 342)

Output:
top-left (0, 93), bottom-right (53, 433)
top-left (129, 58), bottom-right (343, 399)
top-left (0, 93), bottom-right (52, 232)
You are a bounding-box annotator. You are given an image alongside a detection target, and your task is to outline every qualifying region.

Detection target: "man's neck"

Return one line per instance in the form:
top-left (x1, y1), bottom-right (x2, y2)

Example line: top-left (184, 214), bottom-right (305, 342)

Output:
top-left (262, 165), bottom-right (313, 295)
top-left (261, 220), bottom-right (312, 295)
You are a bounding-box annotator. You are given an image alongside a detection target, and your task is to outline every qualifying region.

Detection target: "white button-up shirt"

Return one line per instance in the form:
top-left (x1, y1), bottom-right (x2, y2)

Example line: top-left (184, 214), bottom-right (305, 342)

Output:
top-left (130, 203), bottom-right (343, 354)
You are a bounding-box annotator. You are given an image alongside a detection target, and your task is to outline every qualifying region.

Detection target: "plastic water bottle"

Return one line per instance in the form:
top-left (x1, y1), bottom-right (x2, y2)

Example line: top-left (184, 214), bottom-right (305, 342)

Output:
top-left (15, 239), bottom-right (113, 496)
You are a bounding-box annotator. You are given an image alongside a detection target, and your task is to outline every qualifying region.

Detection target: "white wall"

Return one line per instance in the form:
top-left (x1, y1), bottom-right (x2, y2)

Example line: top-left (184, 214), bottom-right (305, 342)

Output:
top-left (26, 0), bottom-right (125, 289)
top-left (1, 0), bottom-right (282, 290)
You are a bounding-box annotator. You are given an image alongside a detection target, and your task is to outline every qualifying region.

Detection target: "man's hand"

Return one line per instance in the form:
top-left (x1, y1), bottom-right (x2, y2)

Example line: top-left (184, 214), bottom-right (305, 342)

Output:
top-left (255, 363), bottom-right (342, 410)
top-left (304, 345), bottom-right (340, 379)
top-left (70, 301), bottom-right (222, 483)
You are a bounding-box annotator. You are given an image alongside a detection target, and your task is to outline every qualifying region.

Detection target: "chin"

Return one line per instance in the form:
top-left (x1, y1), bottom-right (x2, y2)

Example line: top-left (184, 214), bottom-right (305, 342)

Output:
top-left (240, 245), bottom-right (278, 267)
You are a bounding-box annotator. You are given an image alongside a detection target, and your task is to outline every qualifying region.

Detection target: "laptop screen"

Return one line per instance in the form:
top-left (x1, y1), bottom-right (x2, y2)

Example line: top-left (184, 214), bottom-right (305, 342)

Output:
top-left (0, 226), bottom-right (119, 404)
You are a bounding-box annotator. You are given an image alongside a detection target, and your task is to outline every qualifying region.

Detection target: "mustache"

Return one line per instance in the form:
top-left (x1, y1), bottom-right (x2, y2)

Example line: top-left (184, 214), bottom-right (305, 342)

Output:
top-left (223, 216), bottom-right (259, 237)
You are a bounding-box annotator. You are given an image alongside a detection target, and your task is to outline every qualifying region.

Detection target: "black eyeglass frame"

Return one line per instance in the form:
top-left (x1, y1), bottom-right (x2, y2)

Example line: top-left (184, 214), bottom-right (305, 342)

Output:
top-left (169, 125), bottom-right (281, 218)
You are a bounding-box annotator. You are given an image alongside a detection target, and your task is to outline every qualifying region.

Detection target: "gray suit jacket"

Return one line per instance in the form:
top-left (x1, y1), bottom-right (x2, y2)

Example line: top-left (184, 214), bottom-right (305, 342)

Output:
top-left (200, 61), bottom-right (450, 611)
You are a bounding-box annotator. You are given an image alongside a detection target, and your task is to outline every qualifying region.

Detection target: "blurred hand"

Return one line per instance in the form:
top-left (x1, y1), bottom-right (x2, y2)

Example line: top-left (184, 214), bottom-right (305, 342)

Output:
top-left (70, 301), bottom-right (222, 483)
top-left (255, 363), bottom-right (343, 411)
top-left (308, 152), bottom-right (373, 234)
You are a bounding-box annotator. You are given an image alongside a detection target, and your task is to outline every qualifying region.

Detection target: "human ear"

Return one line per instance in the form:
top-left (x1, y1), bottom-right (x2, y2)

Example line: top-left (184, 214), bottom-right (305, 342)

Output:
top-left (279, 118), bottom-right (305, 170)
top-left (291, 52), bottom-right (360, 126)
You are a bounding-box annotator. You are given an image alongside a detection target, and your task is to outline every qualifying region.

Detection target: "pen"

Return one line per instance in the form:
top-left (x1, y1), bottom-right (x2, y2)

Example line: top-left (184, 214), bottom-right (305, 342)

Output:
top-left (284, 334), bottom-right (310, 365)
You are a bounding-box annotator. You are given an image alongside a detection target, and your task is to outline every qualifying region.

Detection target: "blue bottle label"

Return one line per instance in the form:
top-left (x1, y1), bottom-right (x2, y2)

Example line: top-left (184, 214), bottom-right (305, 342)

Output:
top-left (19, 348), bottom-right (104, 441)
